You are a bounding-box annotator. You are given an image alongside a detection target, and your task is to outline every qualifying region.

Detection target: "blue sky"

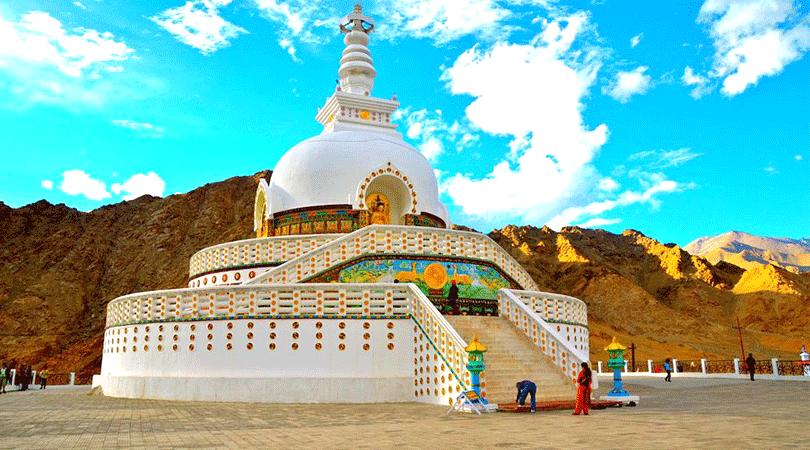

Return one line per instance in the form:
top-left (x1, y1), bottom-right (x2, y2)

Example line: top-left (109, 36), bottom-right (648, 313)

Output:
top-left (0, 0), bottom-right (807, 246)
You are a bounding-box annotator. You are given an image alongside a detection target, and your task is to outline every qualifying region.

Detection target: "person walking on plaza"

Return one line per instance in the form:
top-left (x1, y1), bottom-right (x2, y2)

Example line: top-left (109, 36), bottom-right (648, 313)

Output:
top-left (573, 362), bottom-right (592, 415)
top-left (19, 365), bottom-right (27, 391)
top-left (515, 379), bottom-right (537, 412)
top-left (746, 353), bottom-right (757, 381)
top-left (39, 368), bottom-right (50, 389)
top-left (447, 280), bottom-right (459, 315)
top-left (664, 359), bottom-right (672, 382)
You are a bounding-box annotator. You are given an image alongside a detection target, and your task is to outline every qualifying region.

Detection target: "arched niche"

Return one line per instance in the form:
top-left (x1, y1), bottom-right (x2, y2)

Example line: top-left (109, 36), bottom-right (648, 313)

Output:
top-left (364, 175), bottom-right (412, 225)
top-left (254, 182), bottom-right (270, 237)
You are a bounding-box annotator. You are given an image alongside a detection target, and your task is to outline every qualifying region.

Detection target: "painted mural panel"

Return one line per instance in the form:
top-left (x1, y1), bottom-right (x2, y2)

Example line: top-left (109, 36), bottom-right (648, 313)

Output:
top-left (338, 259), bottom-right (511, 300)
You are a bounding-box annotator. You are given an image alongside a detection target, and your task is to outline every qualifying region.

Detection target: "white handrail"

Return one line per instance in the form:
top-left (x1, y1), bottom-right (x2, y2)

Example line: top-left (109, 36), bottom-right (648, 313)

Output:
top-left (499, 289), bottom-right (593, 386)
top-left (245, 225), bottom-right (540, 292)
top-left (504, 289), bottom-right (588, 327)
top-left (409, 285), bottom-right (471, 393)
top-left (188, 234), bottom-right (342, 278)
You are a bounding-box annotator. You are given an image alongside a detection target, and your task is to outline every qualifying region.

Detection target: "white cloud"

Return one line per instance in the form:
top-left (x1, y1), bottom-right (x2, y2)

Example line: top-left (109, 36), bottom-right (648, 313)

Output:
top-left (630, 33), bottom-right (643, 47)
top-left (796, 154), bottom-right (803, 160)
top-left (251, 0), bottom-right (337, 60)
top-left (605, 66), bottom-right (652, 102)
top-left (374, 0), bottom-right (512, 43)
top-left (0, 11), bottom-right (133, 78)
top-left (41, 180), bottom-right (53, 189)
top-left (73, 2), bottom-right (87, 10)
top-left (59, 170), bottom-right (111, 200)
top-left (0, 11), bottom-right (150, 107)
top-left (112, 172), bottom-right (166, 200)
top-left (112, 119), bottom-right (164, 137)
top-left (418, 138), bottom-right (444, 161)
top-left (697, 0), bottom-right (810, 96)
top-left (151, 0), bottom-right (247, 55)
top-left (441, 13), bottom-right (611, 227)
top-left (599, 178), bottom-right (619, 191)
top-left (548, 178), bottom-right (690, 229)
top-left (628, 148), bottom-right (703, 169)
top-left (681, 66), bottom-right (712, 98)
top-left (278, 38), bottom-right (300, 62)
top-left (578, 217), bottom-right (620, 228)
top-left (393, 107), bottom-right (477, 162)
top-left (764, 163), bottom-right (778, 174)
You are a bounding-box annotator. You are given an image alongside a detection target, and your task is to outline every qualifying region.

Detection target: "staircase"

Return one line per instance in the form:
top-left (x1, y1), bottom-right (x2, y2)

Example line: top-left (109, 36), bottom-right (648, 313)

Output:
top-left (446, 316), bottom-right (576, 404)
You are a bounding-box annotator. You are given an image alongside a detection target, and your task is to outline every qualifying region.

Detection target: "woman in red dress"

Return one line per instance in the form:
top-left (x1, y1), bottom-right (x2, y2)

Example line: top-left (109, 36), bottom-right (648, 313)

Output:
top-left (573, 362), bottom-right (592, 415)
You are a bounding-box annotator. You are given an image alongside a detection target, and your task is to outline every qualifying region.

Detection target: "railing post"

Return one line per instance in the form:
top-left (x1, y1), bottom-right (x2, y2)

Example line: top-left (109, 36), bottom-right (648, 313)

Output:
top-left (623, 361), bottom-right (628, 372)
top-left (673, 358), bottom-right (679, 376)
top-left (11, 369), bottom-right (16, 388)
top-left (701, 358), bottom-right (707, 374)
top-left (597, 361), bottom-right (603, 374)
top-left (647, 359), bottom-right (653, 373)
top-left (733, 358), bottom-right (740, 375)
top-left (771, 358), bottom-right (778, 377)
top-left (70, 372), bottom-right (75, 386)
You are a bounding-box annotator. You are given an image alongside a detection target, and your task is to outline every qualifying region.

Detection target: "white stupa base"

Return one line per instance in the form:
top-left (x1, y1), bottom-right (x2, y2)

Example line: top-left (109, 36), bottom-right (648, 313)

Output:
top-left (600, 394), bottom-right (639, 405)
top-left (95, 375), bottom-right (413, 403)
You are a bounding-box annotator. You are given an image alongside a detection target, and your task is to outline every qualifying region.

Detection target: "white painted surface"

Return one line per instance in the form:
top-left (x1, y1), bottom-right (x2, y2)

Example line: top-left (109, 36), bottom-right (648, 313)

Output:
top-left (98, 375), bottom-right (413, 403)
top-left (102, 318), bottom-right (412, 378)
top-left (268, 132), bottom-right (449, 225)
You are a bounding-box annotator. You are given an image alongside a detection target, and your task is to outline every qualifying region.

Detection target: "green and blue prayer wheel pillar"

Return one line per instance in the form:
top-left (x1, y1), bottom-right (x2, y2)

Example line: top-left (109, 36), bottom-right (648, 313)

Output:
top-left (465, 335), bottom-right (489, 404)
top-left (605, 337), bottom-right (630, 396)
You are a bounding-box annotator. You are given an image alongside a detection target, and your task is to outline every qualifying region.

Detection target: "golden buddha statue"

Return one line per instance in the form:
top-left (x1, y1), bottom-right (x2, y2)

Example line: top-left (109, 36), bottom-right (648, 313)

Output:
top-left (368, 193), bottom-right (390, 225)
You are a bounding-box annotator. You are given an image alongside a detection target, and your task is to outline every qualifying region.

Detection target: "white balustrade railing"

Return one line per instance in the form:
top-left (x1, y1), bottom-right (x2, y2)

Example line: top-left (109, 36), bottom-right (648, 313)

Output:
top-left (246, 225), bottom-right (540, 292)
top-left (505, 290), bottom-right (588, 327)
top-left (188, 234), bottom-right (342, 279)
top-left (498, 289), bottom-right (593, 387)
top-left (105, 283), bottom-right (413, 328)
top-left (505, 289), bottom-right (590, 357)
top-left (410, 286), bottom-right (474, 401)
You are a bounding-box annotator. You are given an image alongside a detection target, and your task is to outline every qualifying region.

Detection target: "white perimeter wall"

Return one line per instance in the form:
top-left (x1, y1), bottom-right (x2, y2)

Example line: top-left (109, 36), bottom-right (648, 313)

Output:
top-left (100, 318), bottom-right (417, 403)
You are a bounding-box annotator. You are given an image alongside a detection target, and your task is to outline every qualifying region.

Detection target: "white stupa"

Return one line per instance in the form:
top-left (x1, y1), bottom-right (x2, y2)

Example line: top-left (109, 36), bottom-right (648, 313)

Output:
top-left (95, 5), bottom-right (592, 406)
top-left (256, 4), bottom-right (449, 238)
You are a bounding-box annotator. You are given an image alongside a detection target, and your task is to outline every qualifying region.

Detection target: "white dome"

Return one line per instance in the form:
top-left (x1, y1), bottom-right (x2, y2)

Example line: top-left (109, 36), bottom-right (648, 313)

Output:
top-left (269, 130), bottom-right (450, 226)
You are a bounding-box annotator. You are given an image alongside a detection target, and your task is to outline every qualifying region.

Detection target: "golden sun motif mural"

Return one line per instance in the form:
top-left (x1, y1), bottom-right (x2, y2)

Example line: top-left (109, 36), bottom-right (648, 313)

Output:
top-left (423, 263), bottom-right (448, 289)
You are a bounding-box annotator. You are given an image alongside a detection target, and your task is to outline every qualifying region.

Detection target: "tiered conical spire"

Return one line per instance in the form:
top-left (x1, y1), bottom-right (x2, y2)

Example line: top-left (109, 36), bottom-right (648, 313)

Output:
top-left (338, 4), bottom-right (376, 95)
top-left (315, 4), bottom-right (399, 136)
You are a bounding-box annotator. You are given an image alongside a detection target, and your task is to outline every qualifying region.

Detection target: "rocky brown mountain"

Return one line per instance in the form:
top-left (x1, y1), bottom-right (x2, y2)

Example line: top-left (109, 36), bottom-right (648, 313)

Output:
top-left (1, 170), bottom-right (807, 377)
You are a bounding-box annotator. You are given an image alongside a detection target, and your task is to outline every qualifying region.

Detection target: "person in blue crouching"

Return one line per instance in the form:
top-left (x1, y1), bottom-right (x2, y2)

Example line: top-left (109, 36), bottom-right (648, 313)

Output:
top-left (516, 379), bottom-right (537, 412)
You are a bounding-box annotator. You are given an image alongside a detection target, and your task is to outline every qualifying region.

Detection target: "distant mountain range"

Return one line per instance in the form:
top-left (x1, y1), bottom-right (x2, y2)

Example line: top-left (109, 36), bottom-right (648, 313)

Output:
top-left (685, 231), bottom-right (810, 273)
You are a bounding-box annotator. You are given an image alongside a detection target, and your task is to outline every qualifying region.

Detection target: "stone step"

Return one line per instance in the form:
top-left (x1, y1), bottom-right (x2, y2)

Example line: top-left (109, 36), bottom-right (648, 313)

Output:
top-left (444, 315), bottom-right (575, 404)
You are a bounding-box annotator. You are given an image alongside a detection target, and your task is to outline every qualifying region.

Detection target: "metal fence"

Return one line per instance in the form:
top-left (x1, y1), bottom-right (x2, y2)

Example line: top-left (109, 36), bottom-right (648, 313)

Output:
top-left (705, 360), bottom-right (735, 374)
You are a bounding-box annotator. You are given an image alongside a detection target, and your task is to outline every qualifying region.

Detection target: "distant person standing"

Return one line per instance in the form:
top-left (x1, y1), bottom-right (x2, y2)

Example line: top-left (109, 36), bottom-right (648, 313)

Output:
top-left (572, 362), bottom-right (592, 415)
top-left (447, 280), bottom-right (459, 315)
top-left (0, 363), bottom-right (6, 394)
top-left (39, 368), bottom-right (50, 389)
top-left (664, 359), bottom-right (672, 382)
top-left (515, 379), bottom-right (537, 412)
top-left (746, 353), bottom-right (757, 381)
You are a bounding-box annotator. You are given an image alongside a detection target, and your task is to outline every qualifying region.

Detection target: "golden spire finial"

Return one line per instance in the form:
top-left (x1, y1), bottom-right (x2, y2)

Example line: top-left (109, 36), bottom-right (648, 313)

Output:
top-left (604, 336), bottom-right (627, 351)
top-left (465, 335), bottom-right (487, 352)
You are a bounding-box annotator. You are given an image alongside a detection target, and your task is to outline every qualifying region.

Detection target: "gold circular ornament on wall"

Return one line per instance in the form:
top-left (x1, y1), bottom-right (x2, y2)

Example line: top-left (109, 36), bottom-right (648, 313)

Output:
top-left (360, 110), bottom-right (371, 120)
top-left (424, 263), bottom-right (448, 289)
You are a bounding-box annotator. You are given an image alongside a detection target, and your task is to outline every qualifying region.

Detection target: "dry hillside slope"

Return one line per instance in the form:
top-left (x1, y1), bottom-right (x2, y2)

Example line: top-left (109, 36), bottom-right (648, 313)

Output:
top-left (1, 171), bottom-right (807, 376)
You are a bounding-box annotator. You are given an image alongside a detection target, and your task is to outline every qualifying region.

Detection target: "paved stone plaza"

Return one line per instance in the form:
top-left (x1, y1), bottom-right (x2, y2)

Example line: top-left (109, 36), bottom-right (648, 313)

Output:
top-left (0, 377), bottom-right (806, 449)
